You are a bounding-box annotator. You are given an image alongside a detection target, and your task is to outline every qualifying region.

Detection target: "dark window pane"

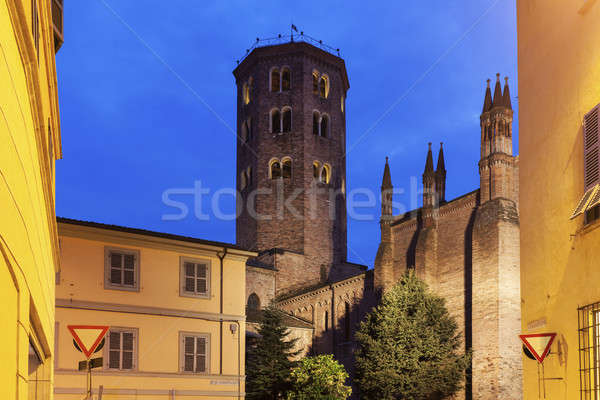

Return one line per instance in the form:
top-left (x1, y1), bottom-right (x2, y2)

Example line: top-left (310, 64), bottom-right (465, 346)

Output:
top-left (122, 332), bottom-right (134, 351)
top-left (109, 332), bottom-right (120, 349)
top-left (196, 355), bottom-right (206, 372)
top-left (185, 263), bottom-right (195, 277)
top-left (196, 338), bottom-right (206, 355)
top-left (124, 254), bottom-right (134, 269)
top-left (282, 160), bottom-right (292, 178)
top-left (109, 351), bottom-right (120, 368)
top-left (185, 277), bottom-right (195, 292)
top-left (282, 69), bottom-right (290, 91)
top-left (122, 351), bottom-right (133, 369)
top-left (271, 162), bottom-right (281, 179)
top-left (111, 253), bottom-right (121, 268)
top-left (197, 279), bottom-right (207, 294)
top-left (313, 113), bottom-right (319, 135)
top-left (197, 264), bottom-right (207, 278)
top-left (282, 110), bottom-right (291, 132)
top-left (313, 164), bottom-right (319, 179)
top-left (271, 69), bottom-right (280, 92)
top-left (110, 268), bottom-right (121, 284)
top-left (320, 117), bottom-right (328, 137)
top-left (313, 74), bottom-right (319, 94)
top-left (123, 270), bottom-right (134, 286)
top-left (184, 354), bottom-right (194, 372)
top-left (272, 110), bottom-right (281, 133)
top-left (185, 337), bottom-right (194, 354)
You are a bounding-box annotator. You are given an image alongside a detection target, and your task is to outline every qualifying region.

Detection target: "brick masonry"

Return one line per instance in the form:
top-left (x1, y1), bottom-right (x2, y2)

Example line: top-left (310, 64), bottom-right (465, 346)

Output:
top-left (236, 42), bottom-right (521, 400)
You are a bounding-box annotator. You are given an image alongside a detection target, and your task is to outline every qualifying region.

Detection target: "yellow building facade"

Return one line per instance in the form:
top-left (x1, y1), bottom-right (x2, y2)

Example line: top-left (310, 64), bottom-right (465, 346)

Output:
top-left (54, 218), bottom-right (256, 399)
top-left (1, 0), bottom-right (63, 398)
top-left (518, 1), bottom-right (600, 398)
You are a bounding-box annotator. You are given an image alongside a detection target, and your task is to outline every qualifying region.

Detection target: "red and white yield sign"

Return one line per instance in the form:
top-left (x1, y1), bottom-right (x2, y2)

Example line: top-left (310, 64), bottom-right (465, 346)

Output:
top-left (519, 333), bottom-right (557, 363)
top-left (68, 325), bottom-right (109, 359)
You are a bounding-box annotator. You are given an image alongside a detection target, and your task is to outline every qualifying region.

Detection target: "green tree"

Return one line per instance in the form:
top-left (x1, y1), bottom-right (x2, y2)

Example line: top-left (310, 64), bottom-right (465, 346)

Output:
top-left (246, 305), bottom-right (300, 400)
top-left (355, 271), bottom-right (470, 400)
top-left (286, 354), bottom-right (352, 400)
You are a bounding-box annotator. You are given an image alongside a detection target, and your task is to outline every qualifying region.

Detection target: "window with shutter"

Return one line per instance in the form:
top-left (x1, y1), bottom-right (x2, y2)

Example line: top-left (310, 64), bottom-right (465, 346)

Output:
top-left (180, 258), bottom-right (210, 298)
top-left (584, 106), bottom-right (600, 190)
top-left (572, 104), bottom-right (600, 221)
top-left (106, 328), bottom-right (137, 370)
top-left (180, 332), bottom-right (209, 373)
top-left (104, 247), bottom-right (140, 291)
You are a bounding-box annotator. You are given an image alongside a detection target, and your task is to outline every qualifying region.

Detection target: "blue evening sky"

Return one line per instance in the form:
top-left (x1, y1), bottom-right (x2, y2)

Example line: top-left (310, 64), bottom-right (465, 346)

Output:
top-left (55, 0), bottom-right (518, 268)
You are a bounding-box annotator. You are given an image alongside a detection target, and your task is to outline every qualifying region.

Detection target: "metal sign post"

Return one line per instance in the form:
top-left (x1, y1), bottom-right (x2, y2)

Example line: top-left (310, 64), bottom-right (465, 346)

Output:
top-left (68, 325), bottom-right (109, 399)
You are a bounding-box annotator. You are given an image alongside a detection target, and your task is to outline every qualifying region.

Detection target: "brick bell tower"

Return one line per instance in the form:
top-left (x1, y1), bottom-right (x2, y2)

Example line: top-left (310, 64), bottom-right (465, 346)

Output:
top-left (233, 40), bottom-right (350, 290)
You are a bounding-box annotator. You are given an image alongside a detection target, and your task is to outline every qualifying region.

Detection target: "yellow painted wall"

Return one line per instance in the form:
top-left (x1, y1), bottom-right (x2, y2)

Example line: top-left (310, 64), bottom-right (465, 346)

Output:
top-left (517, 1), bottom-right (600, 398)
top-left (55, 223), bottom-right (252, 399)
top-left (1, 0), bottom-right (62, 398)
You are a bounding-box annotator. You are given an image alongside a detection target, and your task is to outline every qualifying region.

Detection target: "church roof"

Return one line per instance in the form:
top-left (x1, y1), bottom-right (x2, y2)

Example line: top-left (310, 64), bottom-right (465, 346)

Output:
top-left (390, 188), bottom-right (480, 227)
top-left (246, 308), bottom-right (313, 329)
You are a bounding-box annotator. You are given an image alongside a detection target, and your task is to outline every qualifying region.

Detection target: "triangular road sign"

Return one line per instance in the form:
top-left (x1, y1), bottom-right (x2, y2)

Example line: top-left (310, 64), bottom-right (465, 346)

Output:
top-left (519, 333), bottom-right (556, 363)
top-left (68, 325), bottom-right (109, 359)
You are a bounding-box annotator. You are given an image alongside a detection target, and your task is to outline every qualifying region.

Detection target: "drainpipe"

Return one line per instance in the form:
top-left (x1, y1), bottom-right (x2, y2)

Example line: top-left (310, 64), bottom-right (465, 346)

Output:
top-left (217, 248), bottom-right (228, 375)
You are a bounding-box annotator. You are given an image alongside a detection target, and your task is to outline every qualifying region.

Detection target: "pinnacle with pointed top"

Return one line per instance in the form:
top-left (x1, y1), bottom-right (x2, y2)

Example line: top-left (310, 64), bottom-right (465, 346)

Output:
top-left (492, 73), bottom-right (503, 107)
top-left (382, 156), bottom-right (392, 189)
top-left (436, 142), bottom-right (446, 172)
top-left (424, 142), bottom-right (434, 173)
top-left (482, 79), bottom-right (493, 112)
top-left (503, 76), bottom-right (512, 110)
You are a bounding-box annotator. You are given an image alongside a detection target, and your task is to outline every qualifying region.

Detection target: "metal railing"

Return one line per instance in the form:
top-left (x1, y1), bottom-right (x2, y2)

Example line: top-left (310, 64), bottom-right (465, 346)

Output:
top-left (237, 32), bottom-right (341, 64)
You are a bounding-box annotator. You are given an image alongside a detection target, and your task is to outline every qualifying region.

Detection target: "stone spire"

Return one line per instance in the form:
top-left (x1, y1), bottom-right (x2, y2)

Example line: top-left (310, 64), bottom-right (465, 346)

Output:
top-left (381, 157), bottom-right (393, 221)
top-left (424, 142), bottom-right (434, 173)
top-left (423, 143), bottom-right (436, 210)
top-left (503, 77), bottom-right (512, 110)
top-left (482, 79), bottom-right (493, 112)
top-left (492, 73), bottom-right (503, 108)
top-left (375, 157), bottom-right (394, 292)
top-left (436, 143), bottom-right (446, 203)
top-left (382, 156), bottom-right (392, 189)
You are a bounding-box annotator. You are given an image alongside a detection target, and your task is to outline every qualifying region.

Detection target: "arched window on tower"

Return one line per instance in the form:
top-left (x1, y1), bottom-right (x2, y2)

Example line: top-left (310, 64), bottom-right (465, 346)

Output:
top-left (241, 121), bottom-right (248, 142)
top-left (320, 163), bottom-right (331, 184)
top-left (313, 161), bottom-right (321, 180)
top-left (282, 157), bottom-right (292, 179)
top-left (247, 293), bottom-right (260, 311)
top-left (243, 82), bottom-right (250, 105)
top-left (313, 111), bottom-right (320, 136)
top-left (270, 159), bottom-right (282, 179)
top-left (271, 109), bottom-right (281, 133)
top-left (324, 310), bottom-right (329, 332)
top-left (320, 114), bottom-right (329, 138)
top-left (247, 118), bottom-right (253, 141)
top-left (312, 71), bottom-right (319, 94)
top-left (281, 67), bottom-right (291, 91)
top-left (270, 68), bottom-right (280, 92)
top-left (319, 75), bottom-right (329, 98)
top-left (246, 166), bottom-right (253, 187)
top-left (240, 170), bottom-right (247, 190)
top-left (282, 107), bottom-right (292, 132)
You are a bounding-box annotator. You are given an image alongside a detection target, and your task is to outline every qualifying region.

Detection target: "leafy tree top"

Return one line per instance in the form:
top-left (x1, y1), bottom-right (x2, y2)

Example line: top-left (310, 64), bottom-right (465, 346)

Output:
top-left (286, 354), bottom-right (352, 400)
top-left (355, 271), bottom-right (470, 400)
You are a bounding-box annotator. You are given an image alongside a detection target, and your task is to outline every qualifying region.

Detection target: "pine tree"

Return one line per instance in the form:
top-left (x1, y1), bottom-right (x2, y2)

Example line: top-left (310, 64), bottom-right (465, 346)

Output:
top-left (355, 271), bottom-right (470, 400)
top-left (246, 305), bottom-right (300, 400)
